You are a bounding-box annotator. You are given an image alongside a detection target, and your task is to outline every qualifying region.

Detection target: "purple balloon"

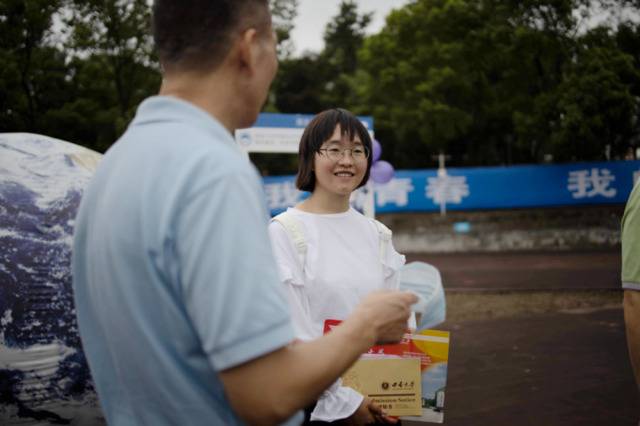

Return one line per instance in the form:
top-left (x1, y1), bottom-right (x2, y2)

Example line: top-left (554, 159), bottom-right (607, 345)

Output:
top-left (370, 160), bottom-right (395, 184)
top-left (372, 139), bottom-right (382, 162)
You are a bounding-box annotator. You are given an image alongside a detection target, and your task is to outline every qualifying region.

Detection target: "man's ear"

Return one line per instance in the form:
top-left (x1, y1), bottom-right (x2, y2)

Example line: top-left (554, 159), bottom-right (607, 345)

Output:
top-left (235, 28), bottom-right (259, 77)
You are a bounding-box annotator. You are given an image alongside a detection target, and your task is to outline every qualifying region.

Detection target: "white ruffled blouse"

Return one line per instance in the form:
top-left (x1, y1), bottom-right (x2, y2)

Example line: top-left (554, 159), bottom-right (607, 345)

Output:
top-left (268, 207), bottom-right (406, 422)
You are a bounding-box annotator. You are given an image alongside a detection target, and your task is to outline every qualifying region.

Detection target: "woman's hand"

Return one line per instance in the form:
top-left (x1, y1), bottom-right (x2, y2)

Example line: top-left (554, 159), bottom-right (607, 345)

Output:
top-left (365, 398), bottom-right (399, 425)
top-left (345, 397), bottom-right (398, 425)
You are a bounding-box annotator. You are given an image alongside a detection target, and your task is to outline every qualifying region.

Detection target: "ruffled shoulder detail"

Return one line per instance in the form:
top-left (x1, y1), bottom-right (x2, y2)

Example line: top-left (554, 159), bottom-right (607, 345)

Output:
top-left (382, 239), bottom-right (406, 279)
top-left (277, 261), bottom-right (306, 287)
top-left (370, 219), bottom-right (406, 279)
top-left (268, 219), bottom-right (306, 287)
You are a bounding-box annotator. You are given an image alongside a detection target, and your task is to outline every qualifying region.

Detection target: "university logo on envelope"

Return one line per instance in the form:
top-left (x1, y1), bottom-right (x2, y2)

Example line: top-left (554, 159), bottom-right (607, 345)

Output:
top-left (342, 357), bottom-right (422, 416)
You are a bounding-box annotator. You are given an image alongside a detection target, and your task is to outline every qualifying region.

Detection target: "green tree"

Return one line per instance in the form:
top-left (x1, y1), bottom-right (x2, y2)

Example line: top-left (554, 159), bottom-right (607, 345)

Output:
top-left (550, 28), bottom-right (640, 161)
top-left (320, 0), bottom-right (372, 108)
top-left (323, 0), bottom-right (372, 75)
top-left (357, 0), bottom-right (491, 166)
top-left (269, 0), bottom-right (372, 114)
top-left (270, 0), bottom-right (299, 59)
top-left (271, 53), bottom-right (332, 113)
top-left (64, 0), bottom-right (160, 151)
top-left (0, 0), bottom-right (71, 136)
top-left (356, 0), bottom-right (640, 167)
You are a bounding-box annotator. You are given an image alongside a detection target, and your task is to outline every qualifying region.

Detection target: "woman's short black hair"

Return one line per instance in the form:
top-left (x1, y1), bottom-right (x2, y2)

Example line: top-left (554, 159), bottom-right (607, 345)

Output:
top-left (296, 108), bottom-right (373, 192)
top-left (152, 0), bottom-right (270, 72)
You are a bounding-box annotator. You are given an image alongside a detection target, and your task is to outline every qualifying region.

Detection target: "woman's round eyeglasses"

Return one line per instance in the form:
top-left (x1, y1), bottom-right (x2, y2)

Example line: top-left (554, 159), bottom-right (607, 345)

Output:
top-left (318, 146), bottom-right (370, 162)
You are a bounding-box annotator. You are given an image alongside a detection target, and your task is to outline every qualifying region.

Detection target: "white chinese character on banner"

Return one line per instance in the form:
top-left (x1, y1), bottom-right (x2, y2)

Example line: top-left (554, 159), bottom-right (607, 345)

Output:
top-left (425, 175), bottom-right (470, 205)
top-left (567, 168), bottom-right (616, 198)
top-left (264, 181), bottom-right (302, 210)
top-left (633, 170), bottom-right (640, 185)
top-left (295, 117), bottom-right (311, 127)
top-left (374, 178), bottom-right (415, 207)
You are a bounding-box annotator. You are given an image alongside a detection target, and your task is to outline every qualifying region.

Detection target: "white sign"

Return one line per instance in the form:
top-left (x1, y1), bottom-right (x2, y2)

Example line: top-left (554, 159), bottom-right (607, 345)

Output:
top-left (236, 126), bottom-right (374, 154)
top-left (236, 127), bottom-right (304, 153)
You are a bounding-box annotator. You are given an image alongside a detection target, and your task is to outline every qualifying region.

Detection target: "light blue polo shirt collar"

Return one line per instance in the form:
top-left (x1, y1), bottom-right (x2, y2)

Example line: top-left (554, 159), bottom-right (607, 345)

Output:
top-left (131, 95), bottom-right (240, 152)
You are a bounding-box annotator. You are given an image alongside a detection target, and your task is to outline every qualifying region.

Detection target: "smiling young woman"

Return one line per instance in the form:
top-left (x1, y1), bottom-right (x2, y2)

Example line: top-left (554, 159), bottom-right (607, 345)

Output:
top-left (268, 109), bottom-right (409, 425)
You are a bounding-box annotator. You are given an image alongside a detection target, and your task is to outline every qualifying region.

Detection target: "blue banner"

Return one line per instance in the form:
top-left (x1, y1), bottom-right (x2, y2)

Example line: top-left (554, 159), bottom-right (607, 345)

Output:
top-left (253, 112), bottom-right (373, 130)
top-left (262, 161), bottom-right (640, 215)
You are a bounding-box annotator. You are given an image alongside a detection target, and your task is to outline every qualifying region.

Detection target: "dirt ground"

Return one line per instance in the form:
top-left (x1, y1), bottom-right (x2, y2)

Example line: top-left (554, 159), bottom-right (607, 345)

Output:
top-left (404, 249), bottom-right (639, 425)
top-left (407, 250), bottom-right (621, 291)
top-left (441, 308), bottom-right (638, 426)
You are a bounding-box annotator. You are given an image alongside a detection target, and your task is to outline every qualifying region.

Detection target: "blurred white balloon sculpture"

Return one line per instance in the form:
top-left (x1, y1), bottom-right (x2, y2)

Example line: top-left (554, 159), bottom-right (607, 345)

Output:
top-left (0, 133), bottom-right (105, 425)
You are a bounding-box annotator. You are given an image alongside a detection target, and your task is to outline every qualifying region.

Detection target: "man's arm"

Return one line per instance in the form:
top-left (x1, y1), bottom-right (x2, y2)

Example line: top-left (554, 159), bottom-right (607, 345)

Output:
top-left (220, 291), bottom-right (417, 425)
top-left (624, 289), bottom-right (640, 387)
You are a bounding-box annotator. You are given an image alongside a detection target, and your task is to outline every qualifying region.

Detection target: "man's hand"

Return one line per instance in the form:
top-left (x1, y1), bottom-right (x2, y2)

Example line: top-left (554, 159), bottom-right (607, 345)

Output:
top-left (350, 290), bottom-right (418, 345)
top-left (218, 291), bottom-right (416, 425)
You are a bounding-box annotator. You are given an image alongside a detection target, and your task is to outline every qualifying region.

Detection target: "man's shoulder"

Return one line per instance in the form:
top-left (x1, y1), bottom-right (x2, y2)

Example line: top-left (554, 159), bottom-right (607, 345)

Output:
top-left (120, 118), bottom-right (251, 177)
top-left (90, 120), bottom-right (259, 223)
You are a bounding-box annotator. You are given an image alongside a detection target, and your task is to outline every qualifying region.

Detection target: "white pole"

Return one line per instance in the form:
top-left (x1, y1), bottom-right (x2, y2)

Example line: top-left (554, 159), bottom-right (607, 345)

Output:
top-left (362, 181), bottom-right (375, 218)
top-left (438, 152), bottom-right (447, 217)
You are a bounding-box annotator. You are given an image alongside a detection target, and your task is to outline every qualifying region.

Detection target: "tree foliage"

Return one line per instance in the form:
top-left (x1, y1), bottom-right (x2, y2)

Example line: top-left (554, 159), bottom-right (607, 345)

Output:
top-left (270, 0), bottom-right (299, 58)
top-left (0, 0), bottom-right (69, 135)
top-left (355, 0), bottom-right (640, 166)
top-left (270, 0), bottom-right (372, 113)
top-left (0, 0), bottom-right (160, 152)
top-left (63, 0), bottom-right (160, 151)
top-left (1, 0), bottom-right (639, 168)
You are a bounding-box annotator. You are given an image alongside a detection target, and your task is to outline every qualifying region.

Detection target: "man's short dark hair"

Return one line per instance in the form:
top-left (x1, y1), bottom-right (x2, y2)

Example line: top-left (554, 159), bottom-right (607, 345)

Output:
top-left (152, 0), bottom-right (270, 72)
top-left (296, 108), bottom-right (373, 192)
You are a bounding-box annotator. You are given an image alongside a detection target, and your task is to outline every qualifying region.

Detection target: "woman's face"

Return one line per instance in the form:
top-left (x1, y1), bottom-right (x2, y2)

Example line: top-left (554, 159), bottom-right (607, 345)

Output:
top-left (313, 124), bottom-right (368, 198)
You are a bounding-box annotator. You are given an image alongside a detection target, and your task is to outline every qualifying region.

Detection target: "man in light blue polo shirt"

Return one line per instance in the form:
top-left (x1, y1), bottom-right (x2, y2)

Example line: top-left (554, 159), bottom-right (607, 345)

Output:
top-left (72, 1), bottom-right (417, 425)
